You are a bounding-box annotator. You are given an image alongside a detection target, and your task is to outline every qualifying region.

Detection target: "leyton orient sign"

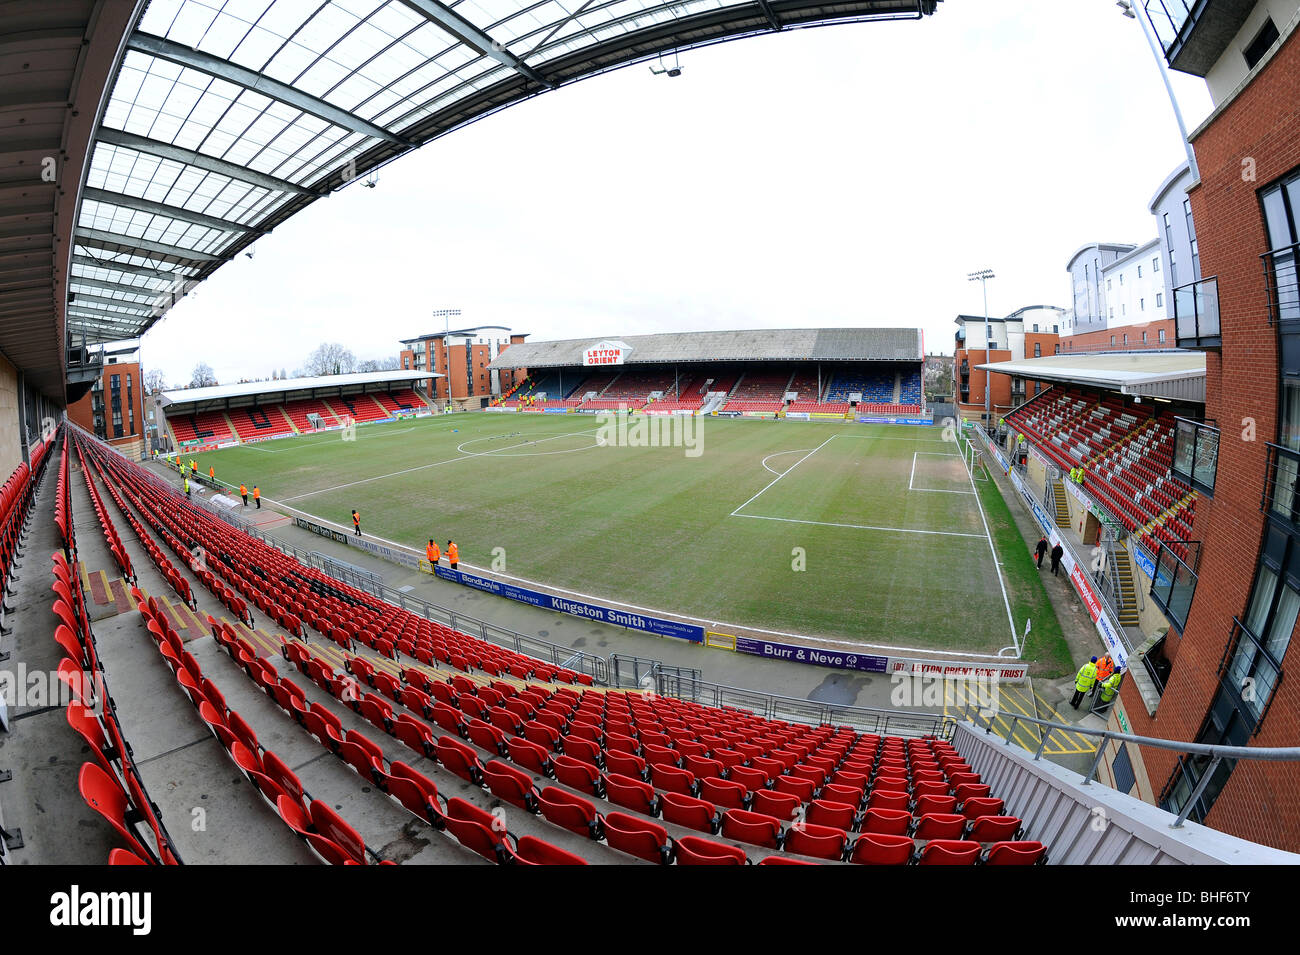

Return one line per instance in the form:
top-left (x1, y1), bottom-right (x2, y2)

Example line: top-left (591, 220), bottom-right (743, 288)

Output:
top-left (583, 340), bottom-right (631, 366)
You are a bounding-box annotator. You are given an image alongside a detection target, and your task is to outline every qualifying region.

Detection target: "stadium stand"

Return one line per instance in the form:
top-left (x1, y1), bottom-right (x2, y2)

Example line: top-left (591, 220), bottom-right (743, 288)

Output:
top-left (324, 395), bottom-right (388, 423)
top-left (229, 406), bottom-right (296, 441)
top-left (1005, 387), bottom-right (1197, 561)
top-left (169, 410), bottom-right (234, 445)
top-left (41, 424), bottom-right (1036, 865)
top-left (373, 389), bottom-right (426, 415)
top-left (282, 398), bottom-right (341, 432)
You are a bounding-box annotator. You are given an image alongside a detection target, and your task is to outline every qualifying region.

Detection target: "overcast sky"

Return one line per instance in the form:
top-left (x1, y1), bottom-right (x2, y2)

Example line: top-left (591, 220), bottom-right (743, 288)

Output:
top-left (139, 0), bottom-right (1214, 386)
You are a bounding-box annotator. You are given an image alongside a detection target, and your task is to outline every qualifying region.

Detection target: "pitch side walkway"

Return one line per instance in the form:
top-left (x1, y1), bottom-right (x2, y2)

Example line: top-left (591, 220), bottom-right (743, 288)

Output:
top-left (144, 462), bottom-right (933, 716)
top-left (974, 450), bottom-right (1121, 774)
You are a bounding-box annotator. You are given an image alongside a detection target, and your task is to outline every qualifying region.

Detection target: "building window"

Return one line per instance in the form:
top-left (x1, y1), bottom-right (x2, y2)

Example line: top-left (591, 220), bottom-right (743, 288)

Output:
top-left (1032, 343), bottom-right (1040, 357)
top-left (1053, 325), bottom-right (1058, 333)
top-left (1138, 265), bottom-right (1143, 278)
top-left (1185, 198), bottom-right (1199, 278)
top-left (1165, 214), bottom-right (1177, 285)
top-left (1159, 328), bottom-right (1166, 343)
top-left (1123, 333), bottom-right (1129, 345)
top-left (1243, 16), bottom-right (1280, 71)
top-left (1122, 304), bottom-right (1127, 316)
top-left (1109, 309), bottom-right (1114, 321)
top-left (1032, 324), bottom-right (1038, 332)
top-left (1153, 257), bottom-right (1160, 273)
top-left (1157, 292), bottom-right (1164, 308)
top-left (1142, 331), bottom-right (1148, 343)
top-left (1140, 298), bottom-right (1145, 311)
top-left (1055, 344), bottom-right (1060, 355)
top-left (1110, 334), bottom-right (1116, 345)
top-left (1107, 278), bottom-right (1112, 291)
top-left (1164, 528), bottom-right (1296, 823)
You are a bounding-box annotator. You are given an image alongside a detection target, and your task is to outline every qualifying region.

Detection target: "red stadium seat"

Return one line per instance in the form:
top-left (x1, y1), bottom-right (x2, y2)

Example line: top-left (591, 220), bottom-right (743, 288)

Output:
top-left (985, 841), bottom-right (1047, 865)
top-left (603, 812), bottom-right (671, 865)
top-left (848, 832), bottom-right (914, 866)
top-left (917, 839), bottom-right (981, 866)
top-left (674, 836), bottom-right (747, 866)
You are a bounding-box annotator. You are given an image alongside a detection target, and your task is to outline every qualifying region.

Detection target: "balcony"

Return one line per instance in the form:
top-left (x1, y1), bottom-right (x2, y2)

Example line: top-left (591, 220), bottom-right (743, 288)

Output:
top-left (1217, 616), bottom-right (1283, 731)
top-left (1172, 417), bottom-right (1219, 495)
top-left (1262, 443), bottom-right (1300, 533)
top-left (1174, 276), bottom-right (1220, 349)
top-left (1143, 0), bottom-right (1256, 77)
top-left (959, 361), bottom-right (969, 377)
top-left (1262, 242), bottom-right (1300, 328)
top-left (1149, 538), bottom-right (1201, 634)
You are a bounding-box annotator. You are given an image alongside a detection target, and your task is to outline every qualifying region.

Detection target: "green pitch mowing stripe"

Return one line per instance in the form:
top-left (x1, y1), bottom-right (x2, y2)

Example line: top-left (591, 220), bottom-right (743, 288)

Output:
top-left (188, 415), bottom-right (1023, 654)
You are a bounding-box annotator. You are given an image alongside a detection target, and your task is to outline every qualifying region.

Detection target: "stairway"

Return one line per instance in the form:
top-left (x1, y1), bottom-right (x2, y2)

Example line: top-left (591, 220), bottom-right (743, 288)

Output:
top-left (1111, 546), bottom-right (1140, 626)
top-left (1051, 481), bottom-right (1070, 528)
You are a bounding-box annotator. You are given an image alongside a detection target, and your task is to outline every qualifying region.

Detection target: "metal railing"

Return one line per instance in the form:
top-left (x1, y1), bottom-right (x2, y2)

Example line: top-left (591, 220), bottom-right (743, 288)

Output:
top-left (956, 698), bottom-right (1300, 828)
top-left (1148, 538), bottom-right (1200, 634)
top-left (607, 654), bottom-right (702, 691)
top-left (1262, 242), bottom-right (1300, 326)
top-left (1173, 275), bottom-right (1220, 348)
top-left (1171, 416), bottom-right (1218, 495)
top-left (654, 672), bottom-right (955, 738)
top-left (1261, 442), bottom-right (1300, 531)
top-left (1216, 616), bottom-right (1285, 732)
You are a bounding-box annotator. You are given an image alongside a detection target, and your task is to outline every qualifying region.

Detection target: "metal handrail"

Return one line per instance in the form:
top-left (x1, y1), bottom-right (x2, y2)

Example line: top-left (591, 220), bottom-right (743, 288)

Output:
top-left (655, 671), bottom-right (956, 739)
top-left (956, 699), bottom-right (1300, 828)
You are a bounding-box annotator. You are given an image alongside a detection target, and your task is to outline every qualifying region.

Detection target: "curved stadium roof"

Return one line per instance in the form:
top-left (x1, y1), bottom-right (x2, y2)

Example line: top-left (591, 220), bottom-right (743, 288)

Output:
top-left (0, 0), bottom-right (940, 401)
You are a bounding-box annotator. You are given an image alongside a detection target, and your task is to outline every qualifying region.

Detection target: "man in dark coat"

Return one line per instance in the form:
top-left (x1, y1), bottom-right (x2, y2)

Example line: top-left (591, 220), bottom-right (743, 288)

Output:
top-left (1050, 542), bottom-right (1065, 576)
top-left (1035, 535), bottom-right (1049, 569)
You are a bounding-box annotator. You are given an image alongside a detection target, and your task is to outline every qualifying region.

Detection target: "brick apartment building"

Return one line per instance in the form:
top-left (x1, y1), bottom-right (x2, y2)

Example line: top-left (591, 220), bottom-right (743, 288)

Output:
top-left (66, 349), bottom-right (146, 458)
top-left (954, 306), bottom-right (1062, 422)
top-left (400, 326), bottom-right (527, 404)
top-left (1115, 0), bottom-right (1300, 851)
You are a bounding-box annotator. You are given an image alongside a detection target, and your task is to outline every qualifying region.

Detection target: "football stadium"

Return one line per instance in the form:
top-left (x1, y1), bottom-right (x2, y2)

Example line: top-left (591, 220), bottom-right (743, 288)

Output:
top-left (1, 0), bottom-right (1299, 905)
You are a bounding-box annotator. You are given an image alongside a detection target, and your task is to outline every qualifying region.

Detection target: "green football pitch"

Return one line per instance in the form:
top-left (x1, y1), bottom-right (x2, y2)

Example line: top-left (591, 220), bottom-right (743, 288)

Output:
top-left (184, 413), bottom-right (1033, 655)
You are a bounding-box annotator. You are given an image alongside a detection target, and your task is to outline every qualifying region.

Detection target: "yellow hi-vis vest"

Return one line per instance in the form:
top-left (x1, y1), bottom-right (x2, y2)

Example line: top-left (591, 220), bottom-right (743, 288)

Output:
top-left (1075, 661), bottom-right (1098, 692)
top-left (1100, 672), bottom-right (1122, 702)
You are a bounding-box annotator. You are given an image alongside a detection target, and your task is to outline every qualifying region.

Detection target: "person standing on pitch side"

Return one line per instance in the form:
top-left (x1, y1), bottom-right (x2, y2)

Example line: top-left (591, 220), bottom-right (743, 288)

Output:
top-left (352, 509), bottom-right (361, 536)
top-left (1035, 535), bottom-right (1049, 569)
top-left (1050, 542), bottom-right (1064, 576)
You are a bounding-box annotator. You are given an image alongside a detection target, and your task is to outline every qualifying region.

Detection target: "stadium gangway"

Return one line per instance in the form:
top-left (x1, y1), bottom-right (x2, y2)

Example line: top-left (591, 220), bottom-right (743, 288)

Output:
top-left (607, 653), bottom-right (703, 692)
top-left (954, 699), bottom-right (1300, 830)
top-left (308, 550), bottom-right (384, 593)
top-left (652, 671), bottom-right (955, 740)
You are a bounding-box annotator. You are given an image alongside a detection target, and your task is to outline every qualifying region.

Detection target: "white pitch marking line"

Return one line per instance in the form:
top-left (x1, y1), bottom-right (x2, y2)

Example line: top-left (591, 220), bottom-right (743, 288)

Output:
top-left (761, 449), bottom-right (814, 475)
top-left (732, 512), bottom-right (987, 539)
top-left (731, 436), bottom-right (835, 516)
top-left (910, 449), bottom-right (976, 494)
top-left (280, 428), bottom-right (599, 502)
top-left (958, 436), bottom-right (1019, 651)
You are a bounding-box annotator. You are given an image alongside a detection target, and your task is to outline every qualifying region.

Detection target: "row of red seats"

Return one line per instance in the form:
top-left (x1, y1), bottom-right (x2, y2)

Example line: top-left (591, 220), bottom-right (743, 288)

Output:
top-left (129, 597), bottom-right (390, 865)
top-left (292, 637), bottom-right (1034, 863)
top-left (83, 438), bottom-right (591, 686)
top-left (51, 437), bottom-right (182, 865)
top-left (74, 444), bottom-right (133, 583)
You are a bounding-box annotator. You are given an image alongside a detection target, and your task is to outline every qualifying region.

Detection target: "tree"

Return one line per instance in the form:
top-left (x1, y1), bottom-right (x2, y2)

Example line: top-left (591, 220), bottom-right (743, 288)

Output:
top-left (302, 343), bottom-right (357, 377)
top-left (190, 362), bottom-right (217, 388)
top-left (143, 368), bottom-right (168, 394)
top-left (279, 367), bottom-right (288, 380)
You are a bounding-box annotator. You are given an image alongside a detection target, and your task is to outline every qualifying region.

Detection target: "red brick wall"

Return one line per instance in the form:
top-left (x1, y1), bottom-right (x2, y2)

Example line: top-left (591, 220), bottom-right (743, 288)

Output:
top-left (1060, 319), bottom-right (1175, 352)
top-left (955, 348), bottom-right (1011, 416)
top-left (1118, 26), bottom-right (1300, 851)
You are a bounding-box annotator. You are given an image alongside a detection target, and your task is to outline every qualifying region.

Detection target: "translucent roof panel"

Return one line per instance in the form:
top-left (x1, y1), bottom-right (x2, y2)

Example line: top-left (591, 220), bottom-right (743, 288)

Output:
top-left (71, 0), bottom-right (937, 343)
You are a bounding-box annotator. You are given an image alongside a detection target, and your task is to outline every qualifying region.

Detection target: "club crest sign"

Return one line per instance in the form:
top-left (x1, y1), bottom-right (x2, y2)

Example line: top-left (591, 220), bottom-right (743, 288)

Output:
top-left (583, 340), bottom-right (631, 366)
